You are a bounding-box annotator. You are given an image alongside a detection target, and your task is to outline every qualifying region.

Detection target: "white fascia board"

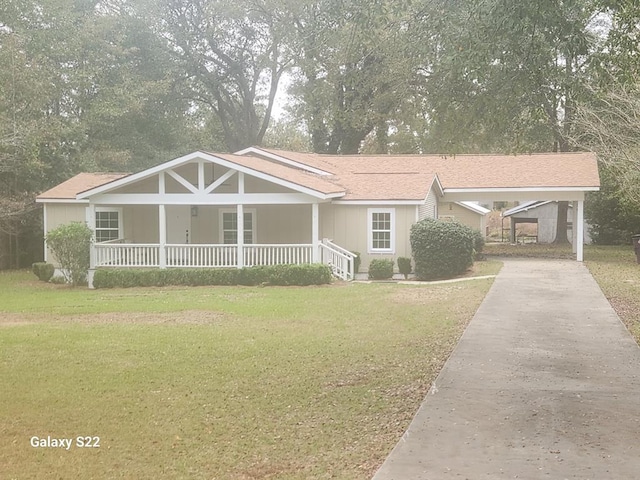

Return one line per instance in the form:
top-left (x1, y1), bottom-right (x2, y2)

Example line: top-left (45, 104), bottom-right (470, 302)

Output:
top-left (445, 187), bottom-right (600, 194)
top-left (331, 200), bottom-right (424, 205)
top-left (36, 198), bottom-right (89, 204)
top-left (234, 147), bottom-right (333, 176)
top-left (92, 192), bottom-right (324, 205)
top-left (78, 151), bottom-right (343, 201)
top-left (430, 174), bottom-right (445, 197)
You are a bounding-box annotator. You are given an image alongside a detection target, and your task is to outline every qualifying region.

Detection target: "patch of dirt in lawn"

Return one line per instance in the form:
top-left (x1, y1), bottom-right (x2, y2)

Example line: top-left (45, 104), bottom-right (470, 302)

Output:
top-left (0, 310), bottom-right (227, 326)
top-left (391, 285), bottom-right (461, 305)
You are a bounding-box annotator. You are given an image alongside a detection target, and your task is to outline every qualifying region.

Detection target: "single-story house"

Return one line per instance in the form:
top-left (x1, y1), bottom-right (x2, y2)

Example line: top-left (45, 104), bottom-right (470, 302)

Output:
top-left (502, 201), bottom-right (593, 244)
top-left (36, 147), bottom-right (600, 285)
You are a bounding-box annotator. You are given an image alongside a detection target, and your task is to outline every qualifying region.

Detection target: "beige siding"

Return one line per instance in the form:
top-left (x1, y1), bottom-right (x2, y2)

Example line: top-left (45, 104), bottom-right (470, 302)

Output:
top-left (419, 186), bottom-right (439, 220)
top-left (438, 202), bottom-right (483, 231)
top-left (244, 175), bottom-right (293, 194)
top-left (256, 205), bottom-right (311, 243)
top-left (113, 176), bottom-right (158, 194)
top-left (320, 204), bottom-right (416, 272)
top-left (123, 206), bottom-right (159, 243)
top-left (189, 205), bottom-right (311, 244)
top-left (44, 203), bottom-right (87, 265)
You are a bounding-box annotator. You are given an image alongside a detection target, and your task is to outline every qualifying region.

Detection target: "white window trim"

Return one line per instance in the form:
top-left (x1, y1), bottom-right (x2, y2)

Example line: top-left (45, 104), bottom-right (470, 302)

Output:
top-left (218, 208), bottom-right (257, 244)
top-left (367, 208), bottom-right (395, 254)
top-left (95, 207), bottom-right (123, 243)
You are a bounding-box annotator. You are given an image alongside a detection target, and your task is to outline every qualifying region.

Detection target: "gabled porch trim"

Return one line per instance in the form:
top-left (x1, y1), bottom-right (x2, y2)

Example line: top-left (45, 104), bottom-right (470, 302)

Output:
top-left (77, 151), bottom-right (345, 201)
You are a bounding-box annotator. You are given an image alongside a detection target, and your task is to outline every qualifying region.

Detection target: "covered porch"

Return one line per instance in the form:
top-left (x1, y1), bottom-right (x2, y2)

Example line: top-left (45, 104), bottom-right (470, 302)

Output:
top-left (79, 152), bottom-right (355, 282)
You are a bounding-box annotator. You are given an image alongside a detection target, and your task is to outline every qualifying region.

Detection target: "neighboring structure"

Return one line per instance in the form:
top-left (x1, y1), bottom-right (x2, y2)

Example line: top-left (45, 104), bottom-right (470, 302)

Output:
top-left (36, 148), bottom-right (600, 285)
top-left (502, 201), bottom-right (593, 244)
top-left (439, 202), bottom-right (491, 234)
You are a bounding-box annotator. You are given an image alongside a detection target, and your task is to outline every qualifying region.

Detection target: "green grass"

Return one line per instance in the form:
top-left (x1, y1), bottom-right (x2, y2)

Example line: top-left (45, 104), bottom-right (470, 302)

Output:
top-left (584, 245), bottom-right (640, 339)
top-left (0, 267), bottom-right (499, 479)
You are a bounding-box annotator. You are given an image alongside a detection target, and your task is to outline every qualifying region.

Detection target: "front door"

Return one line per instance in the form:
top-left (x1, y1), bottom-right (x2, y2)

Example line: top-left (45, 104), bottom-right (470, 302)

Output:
top-left (166, 206), bottom-right (191, 244)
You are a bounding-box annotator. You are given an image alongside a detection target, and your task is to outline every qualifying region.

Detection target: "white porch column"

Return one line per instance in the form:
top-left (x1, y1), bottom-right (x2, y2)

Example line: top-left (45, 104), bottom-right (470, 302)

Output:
top-left (237, 172), bottom-right (245, 268)
top-left (86, 203), bottom-right (96, 289)
top-left (312, 203), bottom-right (319, 263)
top-left (159, 172), bottom-right (167, 268)
top-left (577, 199), bottom-right (585, 262)
top-left (159, 204), bottom-right (167, 268)
top-left (86, 203), bottom-right (96, 269)
top-left (237, 203), bottom-right (244, 268)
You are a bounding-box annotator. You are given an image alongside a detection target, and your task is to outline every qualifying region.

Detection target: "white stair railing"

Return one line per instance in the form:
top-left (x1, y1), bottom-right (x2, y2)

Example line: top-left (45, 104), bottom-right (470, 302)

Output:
top-left (319, 239), bottom-right (355, 281)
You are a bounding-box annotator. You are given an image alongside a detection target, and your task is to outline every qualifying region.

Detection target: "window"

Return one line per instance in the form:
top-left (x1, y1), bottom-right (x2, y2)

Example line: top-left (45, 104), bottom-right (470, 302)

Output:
top-left (220, 210), bottom-right (255, 244)
top-left (95, 208), bottom-right (122, 243)
top-left (368, 208), bottom-right (395, 253)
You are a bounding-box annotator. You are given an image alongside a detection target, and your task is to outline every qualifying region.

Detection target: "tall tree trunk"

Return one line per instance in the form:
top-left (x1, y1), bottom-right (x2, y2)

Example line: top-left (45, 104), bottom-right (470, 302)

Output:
top-left (553, 201), bottom-right (570, 244)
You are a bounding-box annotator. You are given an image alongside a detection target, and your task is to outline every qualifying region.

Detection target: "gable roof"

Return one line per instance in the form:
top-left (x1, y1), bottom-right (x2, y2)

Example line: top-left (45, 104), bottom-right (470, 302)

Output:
top-left (36, 148), bottom-right (600, 204)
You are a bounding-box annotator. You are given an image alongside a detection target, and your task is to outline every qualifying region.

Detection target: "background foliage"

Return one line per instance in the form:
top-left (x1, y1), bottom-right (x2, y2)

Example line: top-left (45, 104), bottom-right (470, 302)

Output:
top-left (2, 0), bottom-right (640, 267)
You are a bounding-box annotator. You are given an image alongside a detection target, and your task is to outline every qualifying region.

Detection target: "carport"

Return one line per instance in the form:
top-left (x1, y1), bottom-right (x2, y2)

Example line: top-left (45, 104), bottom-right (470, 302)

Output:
top-left (434, 152), bottom-right (599, 261)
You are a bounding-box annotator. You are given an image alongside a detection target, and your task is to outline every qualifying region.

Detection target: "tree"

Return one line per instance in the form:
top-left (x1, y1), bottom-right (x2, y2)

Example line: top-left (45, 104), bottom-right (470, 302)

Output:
top-left (139, 0), bottom-right (293, 151)
top-left (572, 80), bottom-right (640, 243)
top-left (289, 0), bottom-right (414, 154)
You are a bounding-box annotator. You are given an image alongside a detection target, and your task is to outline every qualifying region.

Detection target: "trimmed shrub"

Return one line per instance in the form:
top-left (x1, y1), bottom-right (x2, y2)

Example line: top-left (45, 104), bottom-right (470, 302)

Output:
top-left (368, 258), bottom-right (394, 280)
top-left (472, 229), bottom-right (486, 260)
top-left (351, 252), bottom-right (361, 275)
top-left (410, 218), bottom-right (475, 280)
top-left (93, 264), bottom-right (332, 289)
top-left (45, 222), bottom-right (92, 286)
top-left (32, 262), bottom-right (55, 282)
top-left (397, 257), bottom-right (412, 279)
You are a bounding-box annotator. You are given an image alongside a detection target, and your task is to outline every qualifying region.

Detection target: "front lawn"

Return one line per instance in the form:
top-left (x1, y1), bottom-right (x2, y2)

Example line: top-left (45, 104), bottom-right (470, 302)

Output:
top-left (0, 265), bottom-right (499, 479)
top-left (585, 245), bottom-right (640, 339)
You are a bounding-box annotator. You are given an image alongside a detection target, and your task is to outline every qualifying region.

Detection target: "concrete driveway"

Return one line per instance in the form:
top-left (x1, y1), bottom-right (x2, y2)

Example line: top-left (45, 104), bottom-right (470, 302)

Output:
top-left (373, 259), bottom-right (640, 479)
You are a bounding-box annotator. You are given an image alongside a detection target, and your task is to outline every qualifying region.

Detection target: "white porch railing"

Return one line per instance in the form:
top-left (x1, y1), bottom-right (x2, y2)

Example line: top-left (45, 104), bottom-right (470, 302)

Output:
top-left (94, 241), bottom-right (354, 280)
top-left (166, 244), bottom-right (237, 267)
top-left (319, 239), bottom-right (355, 281)
top-left (94, 243), bottom-right (314, 269)
top-left (95, 243), bottom-right (160, 267)
top-left (244, 244), bottom-right (313, 266)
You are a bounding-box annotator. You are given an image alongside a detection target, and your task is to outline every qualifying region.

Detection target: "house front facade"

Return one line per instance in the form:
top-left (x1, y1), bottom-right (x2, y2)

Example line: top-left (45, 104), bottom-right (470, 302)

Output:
top-left (36, 147), bottom-right (600, 285)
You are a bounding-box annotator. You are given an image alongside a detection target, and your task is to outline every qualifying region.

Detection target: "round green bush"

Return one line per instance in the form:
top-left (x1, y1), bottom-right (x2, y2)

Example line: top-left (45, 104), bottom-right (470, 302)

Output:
top-left (368, 258), bottom-right (394, 280)
top-left (410, 218), bottom-right (475, 280)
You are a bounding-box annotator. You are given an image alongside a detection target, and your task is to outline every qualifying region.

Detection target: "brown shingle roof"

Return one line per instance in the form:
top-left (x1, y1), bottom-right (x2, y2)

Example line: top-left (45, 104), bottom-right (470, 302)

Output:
top-left (37, 150), bottom-right (600, 203)
top-left (254, 149), bottom-right (599, 199)
top-left (211, 153), bottom-right (345, 196)
top-left (37, 173), bottom-right (130, 200)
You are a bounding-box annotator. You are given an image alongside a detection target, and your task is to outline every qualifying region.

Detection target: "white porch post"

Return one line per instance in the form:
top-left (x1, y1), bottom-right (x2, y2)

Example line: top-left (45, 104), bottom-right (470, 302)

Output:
top-left (86, 203), bottom-right (96, 269)
top-left (577, 199), bottom-right (585, 262)
top-left (237, 203), bottom-right (244, 268)
top-left (159, 172), bottom-right (167, 268)
top-left (86, 203), bottom-right (96, 288)
top-left (312, 203), bottom-right (319, 263)
top-left (572, 200), bottom-right (578, 254)
top-left (237, 172), bottom-right (245, 268)
top-left (159, 204), bottom-right (167, 268)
